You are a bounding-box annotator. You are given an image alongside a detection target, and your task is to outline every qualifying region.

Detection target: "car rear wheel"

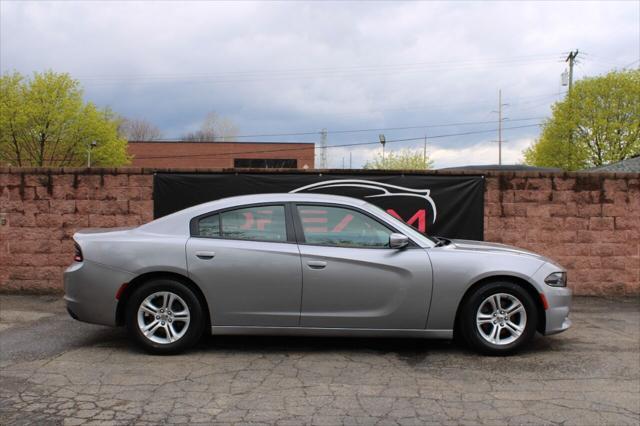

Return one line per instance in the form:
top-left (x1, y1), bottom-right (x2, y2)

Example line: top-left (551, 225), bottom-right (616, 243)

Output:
top-left (459, 281), bottom-right (538, 355)
top-left (125, 279), bottom-right (205, 355)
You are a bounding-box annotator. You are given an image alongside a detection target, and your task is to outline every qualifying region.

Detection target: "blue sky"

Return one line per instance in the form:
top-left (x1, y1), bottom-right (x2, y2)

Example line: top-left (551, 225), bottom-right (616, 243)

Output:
top-left (1, 0), bottom-right (638, 167)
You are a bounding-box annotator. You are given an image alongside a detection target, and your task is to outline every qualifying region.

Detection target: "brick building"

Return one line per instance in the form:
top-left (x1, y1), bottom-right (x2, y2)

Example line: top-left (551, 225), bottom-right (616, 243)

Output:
top-left (127, 141), bottom-right (315, 169)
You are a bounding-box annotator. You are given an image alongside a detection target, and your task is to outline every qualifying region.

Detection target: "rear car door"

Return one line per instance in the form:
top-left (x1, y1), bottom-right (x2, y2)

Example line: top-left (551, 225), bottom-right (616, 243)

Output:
top-left (294, 203), bottom-right (433, 330)
top-left (186, 203), bottom-right (302, 327)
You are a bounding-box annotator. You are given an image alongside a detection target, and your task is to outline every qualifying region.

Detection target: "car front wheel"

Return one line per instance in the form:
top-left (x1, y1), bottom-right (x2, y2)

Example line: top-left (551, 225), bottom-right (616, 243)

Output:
top-left (459, 281), bottom-right (538, 355)
top-left (125, 279), bottom-right (205, 355)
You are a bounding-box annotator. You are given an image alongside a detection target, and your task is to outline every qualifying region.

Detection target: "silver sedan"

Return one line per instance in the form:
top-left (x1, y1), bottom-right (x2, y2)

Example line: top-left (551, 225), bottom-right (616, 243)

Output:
top-left (64, 193), bottom-right (572, 355)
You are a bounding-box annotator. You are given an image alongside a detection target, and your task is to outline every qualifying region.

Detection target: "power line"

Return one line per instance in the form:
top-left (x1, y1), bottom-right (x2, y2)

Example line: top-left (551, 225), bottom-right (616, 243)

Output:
top-left (155, 116), bottom-right (544, 141)
top-left (81, 59), bottom-right (563, 87)
top-left (510, 94), bottom-right (566, 113)
top-left (76, 56), bottom-right (567, 88)
top-left (132, 123), bottom-right (542, 160)
top-left (148, 91), bottom-right (556, 141)
top-left (77, 53), bottom-right (565, 83)
top-left (622, 58), bottom-right (640, 69)
top-left (329, 91), bottom-right (564, 119)
top-left (582, 53), bottom-right (639, 69)
top-left (9, 123), bottom-right (543, 164)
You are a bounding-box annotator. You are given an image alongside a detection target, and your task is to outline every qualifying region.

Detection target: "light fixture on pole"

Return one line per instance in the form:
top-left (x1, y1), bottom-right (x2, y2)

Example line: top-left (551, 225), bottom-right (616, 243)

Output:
top-left (87, 140), bottom-right (97, 168)
top-left (378, 134), bottom-right (386, 165)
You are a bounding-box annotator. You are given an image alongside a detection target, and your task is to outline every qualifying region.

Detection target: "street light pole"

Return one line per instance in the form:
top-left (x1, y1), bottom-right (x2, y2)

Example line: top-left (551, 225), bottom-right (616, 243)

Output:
top-left (87, 140), bottom-right (97, 167)
top-left (378, 134), bottom-right (386, 167)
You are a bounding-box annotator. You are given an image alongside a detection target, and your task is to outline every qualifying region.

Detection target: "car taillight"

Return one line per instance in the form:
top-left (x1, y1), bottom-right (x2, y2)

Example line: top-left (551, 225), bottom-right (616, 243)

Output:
top-left (74, 243), bottom-right (83, 262)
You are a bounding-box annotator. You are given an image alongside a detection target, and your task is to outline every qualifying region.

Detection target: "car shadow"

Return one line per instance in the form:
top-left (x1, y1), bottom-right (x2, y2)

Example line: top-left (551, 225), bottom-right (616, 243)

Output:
top-left (197, 333), bottom-right (569, 358)
top-left (197, 334), bottom-right (459, 363)
top-left (71, 322), bottom-right (571, 365)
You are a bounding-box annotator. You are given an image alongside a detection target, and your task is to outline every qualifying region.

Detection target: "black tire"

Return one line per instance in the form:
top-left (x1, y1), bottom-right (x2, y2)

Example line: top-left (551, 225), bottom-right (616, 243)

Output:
top-left (125, 278), bottom-right (205, 355)
top-left (459, 281), bottom-right (538, 355)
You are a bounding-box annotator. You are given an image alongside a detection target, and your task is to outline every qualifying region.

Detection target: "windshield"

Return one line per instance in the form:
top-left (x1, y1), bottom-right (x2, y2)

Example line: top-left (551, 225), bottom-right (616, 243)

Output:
top-left (363, 203), bottom-right (438, 246)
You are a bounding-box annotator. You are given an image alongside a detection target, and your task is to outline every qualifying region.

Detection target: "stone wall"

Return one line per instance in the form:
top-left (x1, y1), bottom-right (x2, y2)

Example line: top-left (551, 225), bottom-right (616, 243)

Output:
top-left (0, 169), bottom-right (153, 293)
top-left (484, 173), bottom-right (639, 295)
top-left (1, 167), bottom-right (638, 295)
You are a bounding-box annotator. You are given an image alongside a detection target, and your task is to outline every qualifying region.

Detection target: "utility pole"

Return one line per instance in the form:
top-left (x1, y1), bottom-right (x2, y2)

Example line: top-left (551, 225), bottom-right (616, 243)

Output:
top-left (423, 134), bottom-right (427, 168)
top-left (498, 89), bottom-right (503, 166)
top-left (564, 49), bottom-right (579, 168)
top-left (491, 90), bottom-right (508, 165)
top-left (565, 49), bottom-right (579, 93)
top-left (319, 128), bottom-right (328, 169)
top-left (349, 152), bottom-right (352, 169)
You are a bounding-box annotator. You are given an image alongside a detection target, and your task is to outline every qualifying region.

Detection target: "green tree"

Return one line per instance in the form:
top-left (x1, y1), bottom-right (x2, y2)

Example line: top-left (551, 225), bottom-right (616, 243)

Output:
top-left (524, 69), bottom-right (640, 170)
top-left (0, 71), bottom-right (129, 167)
top-left (363, 148), bottom-right (434, 170)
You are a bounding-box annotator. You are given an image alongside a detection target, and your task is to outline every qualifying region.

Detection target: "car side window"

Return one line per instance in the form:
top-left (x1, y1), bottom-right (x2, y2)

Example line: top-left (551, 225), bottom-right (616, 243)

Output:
top-left (219, 205), bottom-right (287, 242)
top-left (297, 205), bottom-right (392, 248)
top-left (198, 214), bottom-right (220, 237)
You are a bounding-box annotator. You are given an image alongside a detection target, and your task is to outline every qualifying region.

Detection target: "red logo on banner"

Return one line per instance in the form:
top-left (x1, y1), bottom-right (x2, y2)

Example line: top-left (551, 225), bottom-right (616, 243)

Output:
top-left (386, 209), bottom-right (427, 233)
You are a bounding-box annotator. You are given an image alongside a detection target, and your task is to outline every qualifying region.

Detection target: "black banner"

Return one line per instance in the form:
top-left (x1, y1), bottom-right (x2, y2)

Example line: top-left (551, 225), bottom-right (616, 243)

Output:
top-left (153, 173), bottom-right (485, 240)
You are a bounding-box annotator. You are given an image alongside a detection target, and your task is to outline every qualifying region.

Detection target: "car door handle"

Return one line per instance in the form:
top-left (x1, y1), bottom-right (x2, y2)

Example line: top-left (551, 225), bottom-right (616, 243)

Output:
top-left (195, 251), bottom-right (216, 260)
top-left (307, 260), bottom-right (327, 269)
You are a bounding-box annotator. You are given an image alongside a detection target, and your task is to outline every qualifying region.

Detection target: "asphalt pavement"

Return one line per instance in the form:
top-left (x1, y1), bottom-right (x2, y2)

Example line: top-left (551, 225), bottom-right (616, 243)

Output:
top-left (0, 295), bottom-right (639, 425)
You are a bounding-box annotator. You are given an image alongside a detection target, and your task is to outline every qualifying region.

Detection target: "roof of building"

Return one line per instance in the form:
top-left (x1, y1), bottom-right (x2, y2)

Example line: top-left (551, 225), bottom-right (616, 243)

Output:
top-left (585, 155), bottom-right (640, 172)
top-left (128, 140), bottom-right (315, 145)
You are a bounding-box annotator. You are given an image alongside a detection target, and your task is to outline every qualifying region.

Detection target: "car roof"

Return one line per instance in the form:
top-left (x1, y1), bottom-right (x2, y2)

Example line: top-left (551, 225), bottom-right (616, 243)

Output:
top-left (193, 193), bottom-right (369, 211)
top-left (225, 192), bottom-right (367, 204)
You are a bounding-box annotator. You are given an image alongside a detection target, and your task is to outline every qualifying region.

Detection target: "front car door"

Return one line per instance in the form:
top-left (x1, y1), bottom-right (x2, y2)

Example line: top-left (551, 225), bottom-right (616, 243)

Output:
top-left (186, 203), bottom-right (302, 327)
top-left (294, 203), bottom-right (433, 330)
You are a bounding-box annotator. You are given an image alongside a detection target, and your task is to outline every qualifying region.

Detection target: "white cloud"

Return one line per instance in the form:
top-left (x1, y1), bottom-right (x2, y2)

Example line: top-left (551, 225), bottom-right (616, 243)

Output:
top-left (429, 137), bottom-right (533, 168)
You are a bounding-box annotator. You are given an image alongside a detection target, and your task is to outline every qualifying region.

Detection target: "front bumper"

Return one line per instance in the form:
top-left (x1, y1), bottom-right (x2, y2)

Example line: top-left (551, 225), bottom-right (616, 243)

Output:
top-left (64, 261), bottom-right (135, 327)
top-left (543, 287), bottom-right (572, 335)
top-left (532, 262), bottom-right (572, 335)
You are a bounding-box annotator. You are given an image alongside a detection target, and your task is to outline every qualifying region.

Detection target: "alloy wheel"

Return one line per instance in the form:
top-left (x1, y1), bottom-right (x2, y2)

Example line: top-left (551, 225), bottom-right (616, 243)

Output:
top-left (137, 291), bottom-right (191, 345)
top-left (476, 293), bottom-right (527, 346)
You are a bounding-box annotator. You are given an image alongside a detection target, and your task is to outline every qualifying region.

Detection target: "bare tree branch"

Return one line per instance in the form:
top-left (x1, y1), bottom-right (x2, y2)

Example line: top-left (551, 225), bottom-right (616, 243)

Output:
top-left (120, 118), bottom-right (163, 141)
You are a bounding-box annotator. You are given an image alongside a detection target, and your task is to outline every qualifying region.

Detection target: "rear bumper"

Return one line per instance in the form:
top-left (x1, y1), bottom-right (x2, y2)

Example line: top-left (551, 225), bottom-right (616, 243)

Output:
top-left (64, 261), bottom-right (135, 327)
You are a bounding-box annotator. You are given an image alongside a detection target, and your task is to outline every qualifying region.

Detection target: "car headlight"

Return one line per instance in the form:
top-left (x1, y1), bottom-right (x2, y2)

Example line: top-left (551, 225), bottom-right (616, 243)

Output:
top-left (545, 272), bottom-right (567, 287)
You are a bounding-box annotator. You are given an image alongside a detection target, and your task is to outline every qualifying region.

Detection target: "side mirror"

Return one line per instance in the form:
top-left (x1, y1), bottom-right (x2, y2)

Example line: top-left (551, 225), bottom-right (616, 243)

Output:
top-left (389, 233), bottom-right (409, 249)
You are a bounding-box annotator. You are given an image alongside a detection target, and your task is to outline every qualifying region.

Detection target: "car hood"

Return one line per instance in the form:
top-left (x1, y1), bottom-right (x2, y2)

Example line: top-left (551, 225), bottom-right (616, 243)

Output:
top-left (448, 239), bottom-right (552, 262)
